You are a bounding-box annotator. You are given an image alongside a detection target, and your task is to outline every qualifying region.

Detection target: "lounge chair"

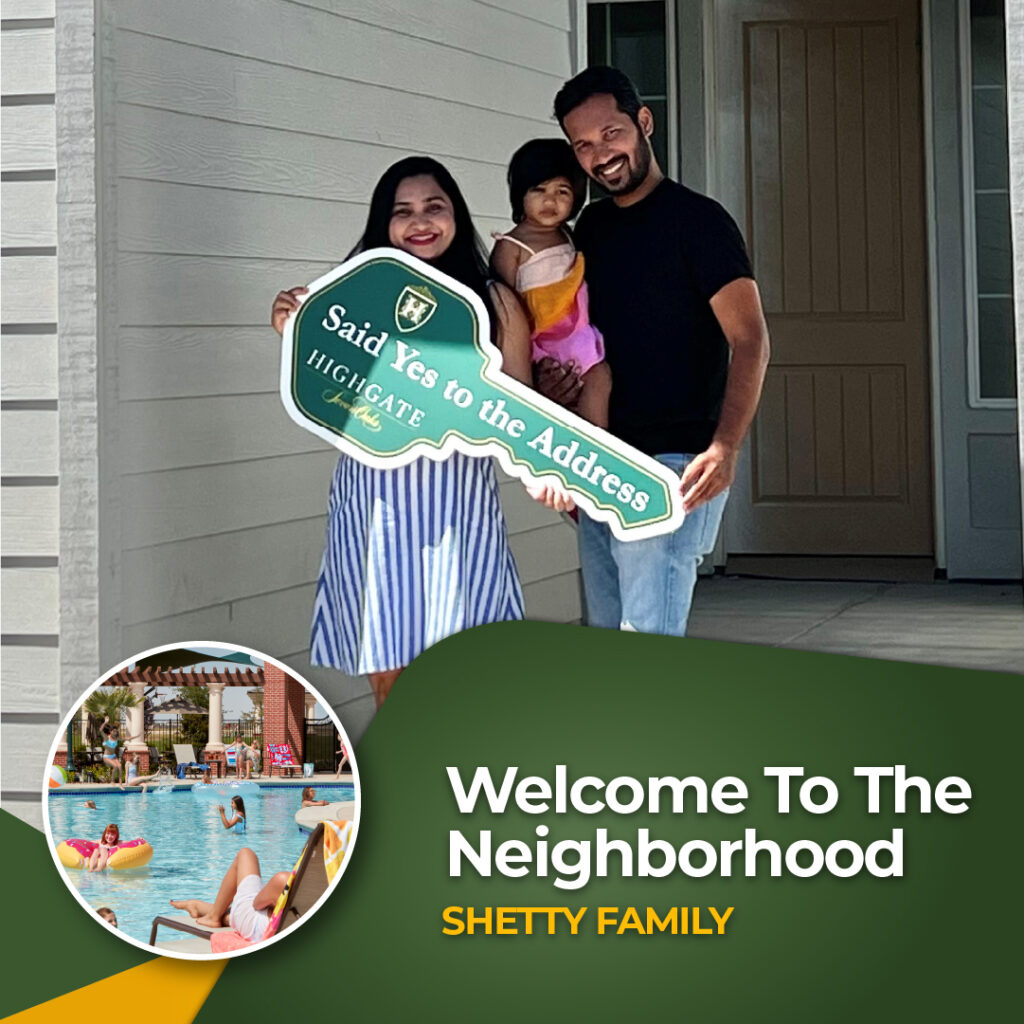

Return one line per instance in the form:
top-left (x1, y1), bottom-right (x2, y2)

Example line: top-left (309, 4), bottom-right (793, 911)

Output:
top-left (172, 744), bottom-right (211, 779)
top-left (265, 742), bottom-right (301, 778)
top-left (149, 821), bottom-right (339, 953)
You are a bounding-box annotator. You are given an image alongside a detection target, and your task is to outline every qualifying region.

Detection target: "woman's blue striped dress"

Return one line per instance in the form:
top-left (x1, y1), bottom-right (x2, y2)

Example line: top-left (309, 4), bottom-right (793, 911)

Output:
top-left (310, 453), bottom-right (524, 675)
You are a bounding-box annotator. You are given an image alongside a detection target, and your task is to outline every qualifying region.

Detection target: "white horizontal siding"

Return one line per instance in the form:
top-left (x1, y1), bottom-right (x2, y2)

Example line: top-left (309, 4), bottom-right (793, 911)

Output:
top-left (1, 646), bottom-right (60, 711)
top-left (1, 27), bottom-right (55, 94)
top-left (1, 181), bottom-right (57, 247)
top-left (116, 254), bottom-right (331, 326)
top-left (114, 33), bottom-right (554, 167)
top-left (2, 1), bottom-right (81, 834)
top-left (113, 0), bottom-right (561, 117)
top-left (0, 104), bottom-right (55, 170)
top-left (0, 332), bottom-right (58, 399)
top-left (121, 451), bottom-right (336, 548)
top-left (0, 0), bottom-right (56, 17)
top-left (1, 255), bottom-right (57, 321)
top-left (0, 485), bottom-right (58, 555)
top-left (116, 106), bottom-right (511, 217)
top-left (1, 409), bottom-right (58, 474)
top-left (1, 566), bottom-right (59, 632)
top-left (120, 517), bottom-right (326, 624)
top-left (1, 722), bottom-right (56, 793)
top-left (122, 581), bottom-right (318, 665)
top-left (100, 0), bottom-right (578, 694)
top-left (118, 327), bottom-right (282, 401)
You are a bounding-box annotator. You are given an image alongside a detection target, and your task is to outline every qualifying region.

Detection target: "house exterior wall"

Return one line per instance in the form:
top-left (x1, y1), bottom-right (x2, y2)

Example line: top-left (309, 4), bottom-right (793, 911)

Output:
top-left (1, 0), bottom-right (64, 831)
top-left (1009, 0), bottom-right (1024, 536)
top-left (94, 0), bottom-right (581, 754)
top-left (3, 0), bottom-right (585, 834)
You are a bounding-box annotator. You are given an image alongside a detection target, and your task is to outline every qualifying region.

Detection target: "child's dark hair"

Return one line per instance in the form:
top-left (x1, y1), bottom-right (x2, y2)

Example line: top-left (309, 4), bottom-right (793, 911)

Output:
top-left (231, 796), bottom-right (246, 816)
top-left (507, 139), bottom-right (587, 223)
top-left (553, 66), bottom-right (644, 130)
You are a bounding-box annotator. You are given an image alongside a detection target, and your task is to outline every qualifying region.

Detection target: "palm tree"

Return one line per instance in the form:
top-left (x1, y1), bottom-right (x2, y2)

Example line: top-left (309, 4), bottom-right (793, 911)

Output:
top-left (82, 688), bottom-right (142, 746)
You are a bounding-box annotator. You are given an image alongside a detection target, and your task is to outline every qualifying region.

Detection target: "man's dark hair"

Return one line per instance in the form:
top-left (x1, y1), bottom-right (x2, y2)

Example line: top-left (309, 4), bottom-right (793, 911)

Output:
top-left (553, 66), bottom-right (644, 129)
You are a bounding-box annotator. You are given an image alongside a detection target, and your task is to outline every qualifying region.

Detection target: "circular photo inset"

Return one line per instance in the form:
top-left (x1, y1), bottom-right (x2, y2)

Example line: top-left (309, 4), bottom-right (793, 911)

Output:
top-left (43, 642), bottom-right (359, 959)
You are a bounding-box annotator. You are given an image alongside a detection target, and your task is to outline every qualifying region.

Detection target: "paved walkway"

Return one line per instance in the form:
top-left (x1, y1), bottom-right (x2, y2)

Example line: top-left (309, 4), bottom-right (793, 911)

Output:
top-left (688, 577), bottom-right (1024, 673)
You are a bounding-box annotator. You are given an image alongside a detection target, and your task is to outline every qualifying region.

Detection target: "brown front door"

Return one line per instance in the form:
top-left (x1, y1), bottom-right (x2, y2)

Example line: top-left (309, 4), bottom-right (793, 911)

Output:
top-left (715, 0), bottom-right (933, 554)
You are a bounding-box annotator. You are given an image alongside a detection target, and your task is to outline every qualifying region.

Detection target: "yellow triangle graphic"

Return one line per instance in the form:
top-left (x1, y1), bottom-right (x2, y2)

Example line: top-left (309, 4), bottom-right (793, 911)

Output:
top-left (5, 958), bottom-right (226, 1023)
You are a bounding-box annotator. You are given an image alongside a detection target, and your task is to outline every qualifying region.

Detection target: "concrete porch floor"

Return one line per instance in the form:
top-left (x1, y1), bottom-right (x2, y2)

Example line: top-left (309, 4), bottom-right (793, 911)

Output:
top-left (687, 577), bottom-right (1024, 674)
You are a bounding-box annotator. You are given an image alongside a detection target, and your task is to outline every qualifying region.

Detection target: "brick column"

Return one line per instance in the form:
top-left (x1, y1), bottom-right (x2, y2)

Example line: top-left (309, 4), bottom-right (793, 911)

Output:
top-left (263, 664), bottom-right (305, 763)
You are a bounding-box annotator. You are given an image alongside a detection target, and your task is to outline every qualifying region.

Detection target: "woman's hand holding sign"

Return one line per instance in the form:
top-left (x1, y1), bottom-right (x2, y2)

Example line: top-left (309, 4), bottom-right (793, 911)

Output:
top-left (271, 286), bottom-right (309, 335)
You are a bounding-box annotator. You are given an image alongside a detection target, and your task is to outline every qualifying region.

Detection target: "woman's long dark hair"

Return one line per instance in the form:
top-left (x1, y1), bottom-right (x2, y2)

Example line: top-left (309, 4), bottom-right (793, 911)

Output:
top-left (349, 156), bottom-right (494, 317)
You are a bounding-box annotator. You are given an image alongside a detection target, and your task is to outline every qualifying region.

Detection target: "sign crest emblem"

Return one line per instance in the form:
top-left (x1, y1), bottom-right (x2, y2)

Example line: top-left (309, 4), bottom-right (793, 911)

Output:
top-left (395, 284), bottom-right (438, 332)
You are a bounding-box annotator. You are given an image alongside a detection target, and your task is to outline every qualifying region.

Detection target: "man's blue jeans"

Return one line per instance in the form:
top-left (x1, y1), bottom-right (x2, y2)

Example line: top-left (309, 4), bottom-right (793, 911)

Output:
top-left (577, 454), bottom-right (728, 636)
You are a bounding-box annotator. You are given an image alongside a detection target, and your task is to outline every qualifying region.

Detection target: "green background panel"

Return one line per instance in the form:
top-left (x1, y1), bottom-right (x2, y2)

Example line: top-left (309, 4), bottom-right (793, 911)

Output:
top-left (6, 623), bottom-right (1019, 1020)
top-left (199, 623), bottom-right (1019, 1021)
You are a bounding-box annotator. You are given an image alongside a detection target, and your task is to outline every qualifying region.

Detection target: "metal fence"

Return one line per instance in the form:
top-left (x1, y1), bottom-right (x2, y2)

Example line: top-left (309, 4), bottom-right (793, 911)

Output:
top-left (304, 718), bottom-right (341, 772)
top-left (128, 718), bottom-right (264, 754)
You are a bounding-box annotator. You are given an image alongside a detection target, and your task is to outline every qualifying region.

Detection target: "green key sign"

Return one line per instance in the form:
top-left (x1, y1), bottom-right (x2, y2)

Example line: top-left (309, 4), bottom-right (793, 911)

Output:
top-left (281, 249), bottom-right (685, 541)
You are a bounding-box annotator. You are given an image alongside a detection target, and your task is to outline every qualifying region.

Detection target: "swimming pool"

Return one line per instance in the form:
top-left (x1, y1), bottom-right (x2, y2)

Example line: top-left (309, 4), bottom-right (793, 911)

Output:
top-left (47, 784), bottom-right (355, 947)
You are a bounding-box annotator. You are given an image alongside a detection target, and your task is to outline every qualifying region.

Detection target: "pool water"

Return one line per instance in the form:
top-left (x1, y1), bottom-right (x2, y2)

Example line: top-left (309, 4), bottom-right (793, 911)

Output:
top-left (47, 784), bottom-right (355, 947)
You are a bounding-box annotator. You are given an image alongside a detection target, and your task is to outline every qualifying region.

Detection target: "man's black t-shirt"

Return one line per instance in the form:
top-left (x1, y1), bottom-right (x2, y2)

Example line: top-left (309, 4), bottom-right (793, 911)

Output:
top-left (574, 178), bottom-right (753, 456)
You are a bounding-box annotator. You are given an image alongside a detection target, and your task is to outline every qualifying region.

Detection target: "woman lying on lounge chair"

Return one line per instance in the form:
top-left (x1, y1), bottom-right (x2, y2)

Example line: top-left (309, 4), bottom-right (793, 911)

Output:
top-left (169, 848), bottom-right (289, 944)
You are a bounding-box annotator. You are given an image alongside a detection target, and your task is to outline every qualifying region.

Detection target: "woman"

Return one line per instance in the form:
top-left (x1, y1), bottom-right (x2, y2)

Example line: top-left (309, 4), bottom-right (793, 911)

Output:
top-left (230, 734), bottom-right (252, 780)
top-left (98, 715), bottom-right (144, 786)
top-left (170, 847), bottom-right (288, 942)
top-left (272, 157), bottom-right (531, 707)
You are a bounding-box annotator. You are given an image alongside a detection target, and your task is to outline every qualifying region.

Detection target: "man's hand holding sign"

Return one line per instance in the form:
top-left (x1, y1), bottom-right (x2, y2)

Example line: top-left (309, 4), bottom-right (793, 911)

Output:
top-left (278, 249), bottom-right (685, 541)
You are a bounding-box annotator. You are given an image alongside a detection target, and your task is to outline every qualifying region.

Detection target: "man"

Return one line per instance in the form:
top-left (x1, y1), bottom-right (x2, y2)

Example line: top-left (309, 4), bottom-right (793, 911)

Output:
top-left (539, 66), bottom-right (770, 636)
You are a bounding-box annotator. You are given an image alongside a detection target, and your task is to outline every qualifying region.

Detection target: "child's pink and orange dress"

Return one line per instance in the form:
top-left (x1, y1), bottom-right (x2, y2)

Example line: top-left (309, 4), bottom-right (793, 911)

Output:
top-left (493, 234), bottom-right (604, 373)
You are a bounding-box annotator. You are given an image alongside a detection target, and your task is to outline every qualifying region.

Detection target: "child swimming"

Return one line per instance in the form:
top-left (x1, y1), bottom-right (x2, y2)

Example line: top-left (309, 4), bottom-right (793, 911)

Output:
top-left (301, 787), bottom-right (329, 808)
top-left (218, 795), bottom-right (246, 834)
top-left (87, 823), bottom-right (120, 872)
top-left (491, 138), bottom-right (611, 428)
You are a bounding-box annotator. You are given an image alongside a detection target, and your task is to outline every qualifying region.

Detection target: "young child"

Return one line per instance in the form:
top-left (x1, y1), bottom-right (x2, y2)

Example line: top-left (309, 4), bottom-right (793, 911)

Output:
top-left (96, 907), bottom-right (118, 928)
top-left (301, 787), bottom-right (329, 808)
top-left (491, 138), bottom-right (611, 428)
top-left (218, 795), bottom-right (246, 833)
top-left (88, 823), bottom-right (120, 872)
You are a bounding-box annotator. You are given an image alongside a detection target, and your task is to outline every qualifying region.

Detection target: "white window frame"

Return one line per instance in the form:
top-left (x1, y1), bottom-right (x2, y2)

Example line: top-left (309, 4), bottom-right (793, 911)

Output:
top-left (575, 0), bottom-right (680, 182)
top-left (959, 0), bottom-right (1017, 409)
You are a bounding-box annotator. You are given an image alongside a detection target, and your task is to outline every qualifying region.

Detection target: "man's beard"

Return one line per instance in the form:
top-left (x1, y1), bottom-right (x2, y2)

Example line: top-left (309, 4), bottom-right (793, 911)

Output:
top-left (595, 139), bottom-right (652, 196)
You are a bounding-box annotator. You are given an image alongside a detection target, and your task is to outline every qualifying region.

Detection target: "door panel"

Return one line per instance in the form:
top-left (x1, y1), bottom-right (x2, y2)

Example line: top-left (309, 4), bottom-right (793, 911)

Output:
top-left (716, 0), bottom-right (933, 554)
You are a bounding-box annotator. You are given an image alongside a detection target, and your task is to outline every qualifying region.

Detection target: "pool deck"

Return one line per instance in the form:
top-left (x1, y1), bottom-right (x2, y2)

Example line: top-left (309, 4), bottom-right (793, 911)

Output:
top-left (50, 772), bottom-right (354, 794)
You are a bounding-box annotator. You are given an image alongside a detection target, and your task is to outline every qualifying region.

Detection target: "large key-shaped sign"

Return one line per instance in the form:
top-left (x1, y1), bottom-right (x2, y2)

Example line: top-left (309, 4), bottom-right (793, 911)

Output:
top-left (281, 249), bottom-right (685, 540)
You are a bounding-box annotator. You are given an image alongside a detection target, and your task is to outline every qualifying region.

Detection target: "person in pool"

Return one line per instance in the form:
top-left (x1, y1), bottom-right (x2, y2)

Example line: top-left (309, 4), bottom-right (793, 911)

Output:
top-left (96, 907), bottom-right (118, 928)
top-left (87, 823), bottom-right (120, 872)
top-left (301, 787), bottom-right (328, 808)
top-left (218, 795), bottom-right (246, 833)
top-left (169, 848), bottom-right (289, 943)
top-left (84, 800), bottom-right (97, 809)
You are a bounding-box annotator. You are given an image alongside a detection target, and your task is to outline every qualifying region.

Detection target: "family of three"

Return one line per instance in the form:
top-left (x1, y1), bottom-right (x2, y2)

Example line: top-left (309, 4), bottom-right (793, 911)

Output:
top-left (270, 67), bottom-right (770, 708)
